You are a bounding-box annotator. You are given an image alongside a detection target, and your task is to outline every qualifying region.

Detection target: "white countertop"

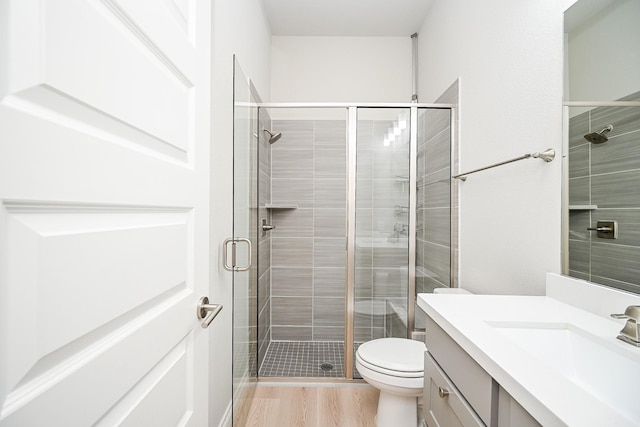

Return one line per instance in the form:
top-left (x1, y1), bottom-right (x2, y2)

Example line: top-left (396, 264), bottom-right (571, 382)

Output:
top-left (417, 293), bottom-right (640, 427)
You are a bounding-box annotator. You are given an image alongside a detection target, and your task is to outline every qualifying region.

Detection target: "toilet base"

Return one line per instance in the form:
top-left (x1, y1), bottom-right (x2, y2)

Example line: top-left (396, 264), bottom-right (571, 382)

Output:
top-left (375, 390), bottom-right (418, 427)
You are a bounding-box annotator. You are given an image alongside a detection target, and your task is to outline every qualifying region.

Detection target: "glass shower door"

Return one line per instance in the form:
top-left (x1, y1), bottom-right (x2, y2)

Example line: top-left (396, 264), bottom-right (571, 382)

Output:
top-left (231, 57), bottom-right (258, 424)
top-left (352, 108), bottom-right (411, 377)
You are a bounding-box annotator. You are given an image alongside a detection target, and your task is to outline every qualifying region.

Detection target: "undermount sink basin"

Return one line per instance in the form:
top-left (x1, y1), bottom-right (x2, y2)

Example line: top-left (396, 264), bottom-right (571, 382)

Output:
top-left (488, 321), bottom-right (640, 422)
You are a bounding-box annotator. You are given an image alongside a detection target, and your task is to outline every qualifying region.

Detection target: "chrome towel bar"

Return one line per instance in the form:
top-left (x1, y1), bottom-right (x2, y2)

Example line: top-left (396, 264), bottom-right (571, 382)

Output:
top-left (452, 148), bottom-right (555, 181)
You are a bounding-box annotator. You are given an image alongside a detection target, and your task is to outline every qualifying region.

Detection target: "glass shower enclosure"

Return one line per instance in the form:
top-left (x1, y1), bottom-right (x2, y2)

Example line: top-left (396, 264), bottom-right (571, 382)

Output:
top-left (230, 95), bottom-right (455, 403)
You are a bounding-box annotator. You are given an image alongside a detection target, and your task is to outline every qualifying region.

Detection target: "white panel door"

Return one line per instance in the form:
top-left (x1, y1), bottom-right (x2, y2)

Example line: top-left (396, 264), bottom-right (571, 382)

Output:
top-left (0, 0), bottom-right (211, 425)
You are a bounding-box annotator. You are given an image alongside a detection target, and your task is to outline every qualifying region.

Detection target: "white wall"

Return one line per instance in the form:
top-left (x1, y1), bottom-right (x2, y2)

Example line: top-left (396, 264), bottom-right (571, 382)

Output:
top-left (271, 36), bottom-right (412, 104)
top-left (567, 0), bottom-right (640, 101)
top-left (209, 0), bottom-right (271, 425)
top-left (418, 0), bottom-right (578, 295)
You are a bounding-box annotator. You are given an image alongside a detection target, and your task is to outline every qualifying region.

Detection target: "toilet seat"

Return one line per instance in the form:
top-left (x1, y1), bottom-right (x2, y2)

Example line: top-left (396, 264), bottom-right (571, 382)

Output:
top-left (357, 337), bottom-right (426, 376)
top-left (356, 353), bottom-right (423, 378)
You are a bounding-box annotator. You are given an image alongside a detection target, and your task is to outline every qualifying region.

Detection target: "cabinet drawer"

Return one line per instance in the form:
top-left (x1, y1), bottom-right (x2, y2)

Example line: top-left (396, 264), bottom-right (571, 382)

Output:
top-left (424, 352), bottom-right (485, 427)
top-left (426, 316), bottom-right (497, 426)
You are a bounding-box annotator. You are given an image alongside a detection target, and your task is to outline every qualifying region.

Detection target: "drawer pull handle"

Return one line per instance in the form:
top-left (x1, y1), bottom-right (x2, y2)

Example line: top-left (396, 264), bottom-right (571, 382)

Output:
top-left (438, 387), bottom-right (450, 398)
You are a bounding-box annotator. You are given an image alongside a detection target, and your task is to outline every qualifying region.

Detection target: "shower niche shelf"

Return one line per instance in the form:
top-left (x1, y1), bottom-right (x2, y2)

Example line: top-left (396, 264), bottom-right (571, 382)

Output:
top-left (265, 203), bottom-right (298, 210)
top-left (569, 205), bottom-right (598, 211)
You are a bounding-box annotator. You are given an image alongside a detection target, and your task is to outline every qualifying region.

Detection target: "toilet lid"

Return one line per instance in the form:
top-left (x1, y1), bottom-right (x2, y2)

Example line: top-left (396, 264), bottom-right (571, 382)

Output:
top-left (357, 338), bottom-right (426, 373)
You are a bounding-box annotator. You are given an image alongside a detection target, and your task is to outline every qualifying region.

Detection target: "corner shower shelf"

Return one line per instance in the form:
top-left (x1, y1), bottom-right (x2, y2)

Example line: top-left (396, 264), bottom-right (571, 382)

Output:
top-left (265, 203), bottom-right (298, 210)
top-left (569, 205), bottom-right (598, 210)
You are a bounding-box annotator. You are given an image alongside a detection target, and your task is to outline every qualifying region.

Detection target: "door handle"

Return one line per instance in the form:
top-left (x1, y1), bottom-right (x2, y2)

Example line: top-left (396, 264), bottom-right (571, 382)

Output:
top-left (197, 296), bottom-right (223, 328)
top-left (223, 237), bottom-right (252, 271)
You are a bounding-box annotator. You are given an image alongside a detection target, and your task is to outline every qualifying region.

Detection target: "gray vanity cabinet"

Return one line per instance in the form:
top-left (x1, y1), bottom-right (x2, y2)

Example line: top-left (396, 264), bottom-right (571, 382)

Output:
top-left (424, 352), bottom-right (485, 427)
top-left (424, 315), bottom-right (541, 427)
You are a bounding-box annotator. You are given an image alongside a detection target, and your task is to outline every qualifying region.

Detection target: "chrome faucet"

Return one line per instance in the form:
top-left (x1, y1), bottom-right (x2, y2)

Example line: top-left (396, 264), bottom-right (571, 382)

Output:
top-left (388, 222), bottom-right (408, 242)
top-left (611, 306), bottom-right (640, 347)
top-left (393, 222), bottom-right (408, 235)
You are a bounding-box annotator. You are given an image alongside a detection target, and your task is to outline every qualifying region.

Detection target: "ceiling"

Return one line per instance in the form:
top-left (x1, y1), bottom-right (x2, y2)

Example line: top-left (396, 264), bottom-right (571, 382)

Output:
top-left (260, 0), bottom-right (435, 36)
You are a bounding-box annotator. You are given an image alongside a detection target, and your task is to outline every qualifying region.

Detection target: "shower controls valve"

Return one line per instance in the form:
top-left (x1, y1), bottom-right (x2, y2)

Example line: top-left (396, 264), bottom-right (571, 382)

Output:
top-left (261, 218), bottom-right (275, 232)
top-left (587, 220), bottom-right (617, 239)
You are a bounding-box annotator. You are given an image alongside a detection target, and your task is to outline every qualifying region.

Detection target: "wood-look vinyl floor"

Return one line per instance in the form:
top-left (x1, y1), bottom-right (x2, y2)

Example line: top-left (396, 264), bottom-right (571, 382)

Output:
top-left (236, 386), bottom-right (379, 427)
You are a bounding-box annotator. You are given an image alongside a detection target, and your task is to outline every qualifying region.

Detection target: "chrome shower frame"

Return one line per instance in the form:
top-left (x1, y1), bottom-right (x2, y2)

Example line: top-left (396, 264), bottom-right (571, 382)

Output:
top-left (257, 101), bottom-right (458, 380)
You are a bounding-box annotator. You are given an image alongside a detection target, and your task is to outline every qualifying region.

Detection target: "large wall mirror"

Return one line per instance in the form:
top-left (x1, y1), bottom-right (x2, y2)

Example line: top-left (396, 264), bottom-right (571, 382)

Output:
top-left (563, 0), bottom-right (640, 294)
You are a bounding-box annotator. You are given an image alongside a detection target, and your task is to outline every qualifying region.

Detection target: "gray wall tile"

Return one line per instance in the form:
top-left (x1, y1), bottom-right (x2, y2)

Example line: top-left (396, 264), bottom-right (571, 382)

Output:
top-left (315, 120), bottom-right (346, 149)
top-left (314, 268), bottom-right (346, 298)
top-left (374, 148), bottom-right (409, 179)
top-left (591, 130), bottom-right (640, 175)
top-left (422, 168), bottom-right (450, 209)
top-left (569, 144), bottom-right (589, 179)
top-left (315, 149), bottom-right (346, 178)
top-left (357, 120), bottom-right (374, 147)
top-left (592, 170), bottom-right (640, 208)
top-left (422, 242), bottom-right (451, 287)
top-left (271, 120), bottom-right (314, 150)
top-left (258, 238), bottom-right (270, 277)
top-left (313, 327), bottom-right (344, 341)
top-left (422, 109), bottom-right (451, 143)
top-left (591, 242), bottom-right (640, 286)
top-left (272, 149), bottom-right (313, 178)
top-left (568, 239), bottom-right (590, 273)
top-left (271, 237), bottom-right (313, 267)
top-left (372, 180), bottom-right (409, 209)
top-left (271, 267), bottom-right (312, 297)
top-left (591, 105), bottom-right (640, 138)
top-left (424, 207), bottom-right (451, 247)
top-left (355, 268), bottom-right (373, 298)
top-left (355, 208), bottom-right (373, 236)
top-left (314, 179), bottom-right (346, 208)
top-left (313, 297), bottom-right (345, 327)
top-left (372, 268), bottom-right (407, 297)
top-left (356, 179), bottom-right (373, 208)
top-left (590, 275), bottom-right (640, 295)
top-left (272, 178), bottom-right (313, 208)
top-left (424, 130), bottom-right (451, 174)
top-left (314, 238), bottom-right (346, 268)
top-left (568, 211), bottom-right (591, 242)
top-left (372, 247), bottom-right (408, 269)
top-left (272, 296), bottom-right (312, 326)
top-left (568, 176), bottom-right (590, 206)
top-left (271, 326), bottom-right (312, 341)
top-left (569, 112), bottom-right (589, 149)
top-left (258, 271), bottom-right (270, 313)
top-left (356, 149), bottom-right (374, 180)
top-left (355, 327), bottom-right (372, 342)
top-left (272, 208), bottom-right (313, 238)
top-left (435, 79), bottom-right (459, 104)
top-left (315, 209), bottom-right (346, 237)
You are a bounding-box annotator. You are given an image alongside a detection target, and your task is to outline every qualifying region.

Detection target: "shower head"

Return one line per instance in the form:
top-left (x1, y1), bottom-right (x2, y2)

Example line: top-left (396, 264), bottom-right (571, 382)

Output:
top-left (584, 124), bottom-right (613, 144)
top-left (263, 129), bottom-right (282, 144)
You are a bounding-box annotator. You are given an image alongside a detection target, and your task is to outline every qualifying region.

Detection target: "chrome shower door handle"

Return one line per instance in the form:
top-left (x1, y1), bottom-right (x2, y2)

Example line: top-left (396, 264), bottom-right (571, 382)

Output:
top-left (197, 296), bottom-right (223, 328)
top-left (223, 237), bottom-right (252, 271)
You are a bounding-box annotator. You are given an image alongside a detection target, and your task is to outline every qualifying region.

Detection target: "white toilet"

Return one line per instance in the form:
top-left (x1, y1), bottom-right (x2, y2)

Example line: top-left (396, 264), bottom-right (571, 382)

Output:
top-left (357, 289), bottom-right (471, 426)
top-left (356, 337), bottom-right (426, 427)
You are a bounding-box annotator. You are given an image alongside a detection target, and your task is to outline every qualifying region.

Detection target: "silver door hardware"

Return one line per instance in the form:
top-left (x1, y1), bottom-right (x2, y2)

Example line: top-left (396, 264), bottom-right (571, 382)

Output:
top-left (223, 237), bottom-right (252, 271)
top-left (438, 387), bottom-right (450, 398)
top-left (197, 297), bottom-right (223, 328)
top-left (587, 220), bottom-right (617, 239)
top-left (261, 218), bottom-right (275, 232)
